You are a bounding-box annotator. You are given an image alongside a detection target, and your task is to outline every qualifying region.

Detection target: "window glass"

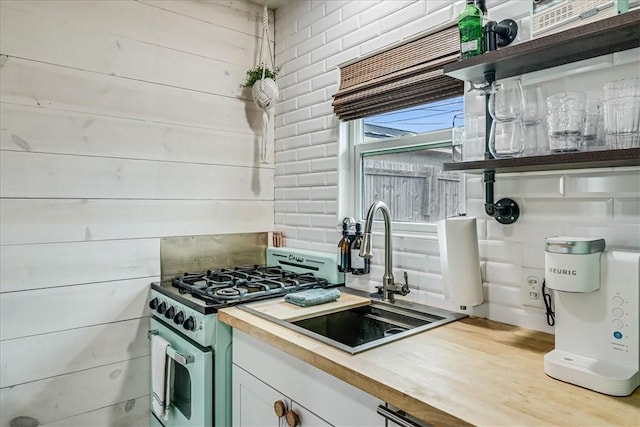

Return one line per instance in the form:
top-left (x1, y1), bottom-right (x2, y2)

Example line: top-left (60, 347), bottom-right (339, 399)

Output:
top-left (350, 96), bottom-right (465, 227)
top-left (362, 96), bottom-right (464, 142)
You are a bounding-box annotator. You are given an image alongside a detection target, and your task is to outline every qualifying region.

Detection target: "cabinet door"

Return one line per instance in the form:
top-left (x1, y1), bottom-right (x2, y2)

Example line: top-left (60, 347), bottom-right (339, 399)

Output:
top-left (233, 364), bottom-right (332, 427)
top-left (233, 364), bottom-right (287, 427)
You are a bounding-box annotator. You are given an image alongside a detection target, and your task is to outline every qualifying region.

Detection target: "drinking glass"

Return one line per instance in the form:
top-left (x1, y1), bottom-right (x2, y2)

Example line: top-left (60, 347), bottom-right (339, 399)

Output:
top-left (546, 92), bottom-right (587, 152)
top-left (581, 97), bottom-right (602, 150)
top-left (489, 120), bottom-right (525, 158)
top-left (451, 113), bottom-right (465, 162)
top-left (488, 79), bottom-right (525, 122)
top-left (463, 114), bottom-right (484, 161)
top-left (488, 79), bottom-right (525, 157)
top-left (603, 95), bottom-right (640, 149)
top-left (603, 78), bottom-right (640, 149)
top-left (521, 85), bottom-right (547, 155)
top-left (522, 85), bottom-right (547, 125)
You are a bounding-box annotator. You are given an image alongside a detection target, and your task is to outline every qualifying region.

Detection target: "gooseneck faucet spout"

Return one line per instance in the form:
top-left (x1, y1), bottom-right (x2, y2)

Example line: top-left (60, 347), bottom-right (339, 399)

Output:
top-left (359, 201), bottom-right (409, 302)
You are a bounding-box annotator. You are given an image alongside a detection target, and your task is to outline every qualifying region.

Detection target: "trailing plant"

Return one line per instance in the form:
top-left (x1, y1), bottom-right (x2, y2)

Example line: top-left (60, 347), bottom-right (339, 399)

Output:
top-left (241, 65), bottom-right (281, 89)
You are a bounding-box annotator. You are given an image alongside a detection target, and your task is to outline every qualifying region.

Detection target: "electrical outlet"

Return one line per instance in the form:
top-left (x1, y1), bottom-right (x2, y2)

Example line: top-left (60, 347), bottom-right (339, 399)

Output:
top-left (520, 268), bottom-right (545, 309)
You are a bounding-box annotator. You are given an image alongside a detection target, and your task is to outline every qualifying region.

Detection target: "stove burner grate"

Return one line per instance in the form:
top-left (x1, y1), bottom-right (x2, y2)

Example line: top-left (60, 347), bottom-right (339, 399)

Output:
top-left (171, 265), bottom-right (329, 307)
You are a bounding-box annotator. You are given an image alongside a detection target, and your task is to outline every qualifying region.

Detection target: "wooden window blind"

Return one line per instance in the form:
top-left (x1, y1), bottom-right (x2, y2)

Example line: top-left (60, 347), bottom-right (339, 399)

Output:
top-left (332, 24), bottom-right (463, 121)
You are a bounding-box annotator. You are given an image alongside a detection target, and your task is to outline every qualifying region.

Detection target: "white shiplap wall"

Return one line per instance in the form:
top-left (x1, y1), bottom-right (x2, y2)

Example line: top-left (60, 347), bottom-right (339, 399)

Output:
top-left (0, 1), bottom-right (274, 426)
top-left (273, 0), bottom-right (640, 333)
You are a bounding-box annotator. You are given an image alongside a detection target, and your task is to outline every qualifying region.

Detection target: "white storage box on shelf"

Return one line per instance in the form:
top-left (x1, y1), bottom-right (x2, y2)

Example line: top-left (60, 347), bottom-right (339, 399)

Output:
top-left (531, 0), bottom-right (633, 39)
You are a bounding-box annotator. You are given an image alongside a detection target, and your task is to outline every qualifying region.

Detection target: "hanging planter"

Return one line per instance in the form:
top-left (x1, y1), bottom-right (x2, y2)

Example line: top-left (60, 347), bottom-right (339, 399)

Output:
top-left (241, 65), bottom-right (281, 110)
top-left (241, 65), bottom-right (280, 89)
top-left (245, 0), bottom-right (279, 164)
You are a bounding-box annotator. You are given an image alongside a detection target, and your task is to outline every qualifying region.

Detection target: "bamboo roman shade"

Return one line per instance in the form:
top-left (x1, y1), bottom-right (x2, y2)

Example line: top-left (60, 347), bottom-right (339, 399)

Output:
top-left (332, 24), bottom-right (463, 121)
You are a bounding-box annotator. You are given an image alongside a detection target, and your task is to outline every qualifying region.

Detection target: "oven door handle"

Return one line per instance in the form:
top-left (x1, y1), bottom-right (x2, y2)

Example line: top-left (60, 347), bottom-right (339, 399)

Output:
top-left (148, 329), bottom-right (195, 366)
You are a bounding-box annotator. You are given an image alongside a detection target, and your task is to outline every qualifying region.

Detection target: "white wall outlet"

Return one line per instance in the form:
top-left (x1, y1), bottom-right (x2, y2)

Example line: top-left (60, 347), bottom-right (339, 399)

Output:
top-left (520, 268), bottom-right (545, 309)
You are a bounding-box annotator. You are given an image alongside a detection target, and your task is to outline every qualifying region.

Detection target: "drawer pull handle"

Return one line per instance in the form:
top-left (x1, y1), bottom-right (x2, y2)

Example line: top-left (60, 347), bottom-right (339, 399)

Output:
top-left (285, 409), bottom-right (299, 427)
top-left (274, 400), bottom-right (286, 418)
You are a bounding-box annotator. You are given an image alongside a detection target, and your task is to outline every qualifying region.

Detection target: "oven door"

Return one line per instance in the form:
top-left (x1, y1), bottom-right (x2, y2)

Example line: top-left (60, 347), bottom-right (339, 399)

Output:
top-left (150, 317), bottom-right (213, 427)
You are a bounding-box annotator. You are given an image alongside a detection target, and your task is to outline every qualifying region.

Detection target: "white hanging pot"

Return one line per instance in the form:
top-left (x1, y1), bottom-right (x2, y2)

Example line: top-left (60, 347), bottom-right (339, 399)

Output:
top-left (252, 77), bottom-right (279, 110)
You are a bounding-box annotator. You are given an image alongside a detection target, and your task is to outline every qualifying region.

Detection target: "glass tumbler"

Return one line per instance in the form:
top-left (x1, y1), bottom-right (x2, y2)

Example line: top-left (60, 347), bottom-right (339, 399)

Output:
top-left (463, 114), bottom-right (483, 161)
top-left (581, 98), bottom-right (602, 150)
top-left (603, 95), bottom-right (640, 149)
top-left (451, 113), bottom-right (465, 162)
top-left (489, 120), bottom-right (525, 158)
top-left (546, 92), bottom-right (587, 152)
top-left (521, 85), bottom-right (547, 155)
top-left (488, 79), bottom-right (525, 157)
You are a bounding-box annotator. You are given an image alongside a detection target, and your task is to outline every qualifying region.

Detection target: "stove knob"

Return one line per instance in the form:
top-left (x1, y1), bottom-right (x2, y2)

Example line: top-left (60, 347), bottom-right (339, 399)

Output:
top-left (174, 311), bottom-right (185, 325)
top-left (157, 302), bottom-right (166, 314)
top-left (183, 316), bottom-right (195, 331)
top-left (149, 298), bottom-right (159, 310)
top-left (165, 306), bottom-right (175, 320)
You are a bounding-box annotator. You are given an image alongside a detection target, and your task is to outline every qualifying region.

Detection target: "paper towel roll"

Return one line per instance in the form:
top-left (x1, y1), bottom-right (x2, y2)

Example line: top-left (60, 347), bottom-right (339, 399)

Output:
top-left (437, 216), bottom-right (483, 309)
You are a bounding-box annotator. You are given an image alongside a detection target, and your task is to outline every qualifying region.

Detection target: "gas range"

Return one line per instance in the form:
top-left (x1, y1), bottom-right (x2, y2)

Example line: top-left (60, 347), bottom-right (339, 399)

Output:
top-left (150, 247), bottom-right (344, 346)
top-left (149, 246), bottom-right (343, 427)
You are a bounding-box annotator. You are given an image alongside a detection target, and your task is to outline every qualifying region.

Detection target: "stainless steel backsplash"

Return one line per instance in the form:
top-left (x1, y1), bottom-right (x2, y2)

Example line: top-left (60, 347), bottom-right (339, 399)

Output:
top-left (160, 233), bottom-right (269, 281)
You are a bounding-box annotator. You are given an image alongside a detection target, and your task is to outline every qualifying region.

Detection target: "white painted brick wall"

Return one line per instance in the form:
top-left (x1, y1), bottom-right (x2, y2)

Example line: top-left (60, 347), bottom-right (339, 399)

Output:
top-left (274, 0), bottom-right (640, 333)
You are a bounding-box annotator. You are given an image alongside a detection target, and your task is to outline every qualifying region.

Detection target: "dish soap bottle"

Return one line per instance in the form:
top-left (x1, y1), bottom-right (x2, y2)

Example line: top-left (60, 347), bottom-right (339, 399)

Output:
top-left (458, 0), bottom-right (483, 59)
top-left (337, 222), bottom-right (351, 272)
top-left (350, 223), bottom-right (370, 275)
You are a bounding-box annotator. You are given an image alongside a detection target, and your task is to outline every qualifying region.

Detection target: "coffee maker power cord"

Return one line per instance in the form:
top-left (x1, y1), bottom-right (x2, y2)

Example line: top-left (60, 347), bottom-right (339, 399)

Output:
top-left (542, 280), bottom-right (555, 326)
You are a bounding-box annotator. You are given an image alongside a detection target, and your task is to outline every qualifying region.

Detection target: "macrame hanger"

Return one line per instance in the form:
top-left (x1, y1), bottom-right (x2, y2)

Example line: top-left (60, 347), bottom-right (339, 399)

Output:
top-left (259, 1), bottom-right (275, 80)
top-left (254, 0), bottom-right (277, 164)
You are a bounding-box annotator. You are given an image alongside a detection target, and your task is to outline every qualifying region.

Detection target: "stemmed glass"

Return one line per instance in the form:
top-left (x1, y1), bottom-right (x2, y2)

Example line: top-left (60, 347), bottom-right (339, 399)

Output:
top-left (488, 79), bottom-right (525, 157)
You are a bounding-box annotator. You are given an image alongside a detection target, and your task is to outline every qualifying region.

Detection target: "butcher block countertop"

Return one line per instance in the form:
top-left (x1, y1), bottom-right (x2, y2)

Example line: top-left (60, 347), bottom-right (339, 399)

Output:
top-left (218, 292), bottom-right (640, 426)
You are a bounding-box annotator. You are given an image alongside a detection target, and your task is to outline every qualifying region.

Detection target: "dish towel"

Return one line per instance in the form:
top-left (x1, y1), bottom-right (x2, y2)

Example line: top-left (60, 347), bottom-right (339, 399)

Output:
top-left (151, 334), bottom-right (172, 421)
top-left (284, 288), bottom-right (341, 307)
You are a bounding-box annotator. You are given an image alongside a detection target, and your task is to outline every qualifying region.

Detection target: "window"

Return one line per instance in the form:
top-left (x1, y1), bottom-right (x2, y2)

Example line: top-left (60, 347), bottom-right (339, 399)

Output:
top-left (333, 22), bottom-right (465, 231)
top-left (340, 96), bottom-right (465, 232)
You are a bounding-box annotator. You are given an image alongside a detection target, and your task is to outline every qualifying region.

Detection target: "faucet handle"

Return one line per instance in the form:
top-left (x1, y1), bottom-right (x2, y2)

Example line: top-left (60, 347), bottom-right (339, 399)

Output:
top-left (398, 283), bottom-right (410, 296)
top-left (394, 271), bottom-right (410, 296)
top-left (401, 271), bottom-right (410, 295)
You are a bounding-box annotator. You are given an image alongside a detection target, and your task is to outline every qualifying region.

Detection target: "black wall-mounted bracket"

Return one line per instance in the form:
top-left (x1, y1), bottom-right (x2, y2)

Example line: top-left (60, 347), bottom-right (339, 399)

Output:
top-left (484, 19), bottom-right (518, 52)
top-left (483, 170), bottom-right (520, 224)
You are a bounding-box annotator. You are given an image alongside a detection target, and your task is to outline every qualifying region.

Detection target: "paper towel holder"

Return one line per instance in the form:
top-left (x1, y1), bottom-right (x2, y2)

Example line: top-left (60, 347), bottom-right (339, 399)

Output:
top-left (483, 171), bottom-right (520, 224)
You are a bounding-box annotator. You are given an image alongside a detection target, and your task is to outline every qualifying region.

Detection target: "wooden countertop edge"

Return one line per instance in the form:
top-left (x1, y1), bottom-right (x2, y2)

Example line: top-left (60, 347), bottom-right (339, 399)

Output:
top-left (219, 307), bottom-right (474, 426)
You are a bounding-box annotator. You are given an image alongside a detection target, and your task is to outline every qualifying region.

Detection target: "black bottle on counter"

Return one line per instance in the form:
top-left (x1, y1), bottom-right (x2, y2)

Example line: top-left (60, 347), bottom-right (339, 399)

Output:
top-left (350, 223), bottom-right (370, 275)
top-left (337, 223), bottom-right (351, 272)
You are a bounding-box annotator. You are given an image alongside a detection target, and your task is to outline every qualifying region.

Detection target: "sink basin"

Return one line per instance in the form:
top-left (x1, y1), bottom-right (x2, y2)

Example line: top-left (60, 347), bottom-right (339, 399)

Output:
top-left (240, 290), bottom-right (466, 354)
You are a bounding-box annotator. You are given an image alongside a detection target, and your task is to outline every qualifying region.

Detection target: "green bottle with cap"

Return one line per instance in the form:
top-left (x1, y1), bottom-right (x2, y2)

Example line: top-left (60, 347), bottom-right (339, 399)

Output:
top-left (458, 0), bottom-right (483, 59)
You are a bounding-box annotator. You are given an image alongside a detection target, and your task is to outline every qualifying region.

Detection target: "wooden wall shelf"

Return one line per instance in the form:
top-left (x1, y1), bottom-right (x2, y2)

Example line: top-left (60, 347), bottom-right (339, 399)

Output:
top-left (442, 10), bottom-right (640, 223)
top-left (443, 148), bottom-right (640, 174)
top-left (443, 9), bottom-right (640, 84)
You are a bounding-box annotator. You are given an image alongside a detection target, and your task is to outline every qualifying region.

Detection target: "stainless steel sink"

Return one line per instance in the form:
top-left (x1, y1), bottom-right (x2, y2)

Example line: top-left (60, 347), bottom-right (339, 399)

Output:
top-left (240, 289), bottom-right (466, 354)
